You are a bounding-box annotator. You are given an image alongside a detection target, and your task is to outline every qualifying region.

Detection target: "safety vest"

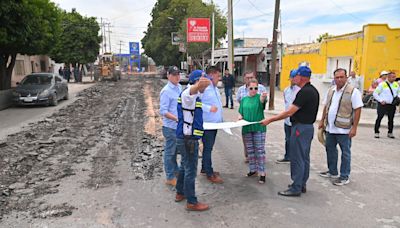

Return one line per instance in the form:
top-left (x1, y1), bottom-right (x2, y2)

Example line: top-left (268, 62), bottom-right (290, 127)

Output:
top-left (176, 92), bottom-right (204, 140)
top-left (324, 83), bottom-right (355, 129)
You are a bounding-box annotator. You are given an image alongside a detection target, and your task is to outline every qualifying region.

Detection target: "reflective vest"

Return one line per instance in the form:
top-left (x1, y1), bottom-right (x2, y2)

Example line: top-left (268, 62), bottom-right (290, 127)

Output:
top-left (324, 83), bottom-right (354, 129)
top-left (176, 92), bottom-right (204, 139)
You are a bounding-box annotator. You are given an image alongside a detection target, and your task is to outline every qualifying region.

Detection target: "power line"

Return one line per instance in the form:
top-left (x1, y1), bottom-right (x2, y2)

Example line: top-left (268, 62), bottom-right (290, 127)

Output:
top-left (327, 0), bottom-right (366, 22)
top-left (247, 0), bottom-right (273, 16)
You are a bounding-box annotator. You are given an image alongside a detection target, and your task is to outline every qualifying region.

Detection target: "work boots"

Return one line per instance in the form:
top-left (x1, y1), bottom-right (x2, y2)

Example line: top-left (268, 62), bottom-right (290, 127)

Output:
top-left (186, 202), bottom-right (209, 211)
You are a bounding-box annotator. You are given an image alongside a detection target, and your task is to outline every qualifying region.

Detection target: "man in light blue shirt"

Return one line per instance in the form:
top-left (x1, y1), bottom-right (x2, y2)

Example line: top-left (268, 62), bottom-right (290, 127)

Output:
top-left (159, 66), bottom-right (182, 186)
top-left (201, 66), bottom-right (224, 184)
top-left (276, 69), bottom-right (300, 164)
top-left (236, 71), bottom-right (267, 104)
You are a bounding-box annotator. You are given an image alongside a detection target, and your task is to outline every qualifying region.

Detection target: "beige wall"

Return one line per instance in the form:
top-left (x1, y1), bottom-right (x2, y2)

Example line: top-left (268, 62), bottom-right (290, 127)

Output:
top-left (11, 54), bottom-right (51, 87)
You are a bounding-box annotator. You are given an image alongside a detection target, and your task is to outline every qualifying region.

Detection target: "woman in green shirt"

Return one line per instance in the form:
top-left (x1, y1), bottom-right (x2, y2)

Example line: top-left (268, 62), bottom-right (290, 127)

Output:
top-left (238, 79), bottom-right (268, 184)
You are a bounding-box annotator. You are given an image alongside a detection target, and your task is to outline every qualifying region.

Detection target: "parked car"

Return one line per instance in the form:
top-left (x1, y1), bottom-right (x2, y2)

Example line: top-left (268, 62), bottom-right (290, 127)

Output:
top-left (179, 72), bottom-right (189, 85)
top-left (12, 73), bottom-right (69, 106)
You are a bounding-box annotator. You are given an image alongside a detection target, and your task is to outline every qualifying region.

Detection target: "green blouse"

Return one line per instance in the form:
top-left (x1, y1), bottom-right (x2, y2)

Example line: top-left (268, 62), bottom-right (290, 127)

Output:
top-left (239, 93), bottom-right (267, 134)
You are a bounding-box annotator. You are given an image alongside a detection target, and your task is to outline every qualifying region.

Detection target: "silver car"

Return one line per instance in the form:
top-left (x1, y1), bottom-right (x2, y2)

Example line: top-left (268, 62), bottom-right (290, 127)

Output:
top-left (12, 73), bottom-right (69, 106)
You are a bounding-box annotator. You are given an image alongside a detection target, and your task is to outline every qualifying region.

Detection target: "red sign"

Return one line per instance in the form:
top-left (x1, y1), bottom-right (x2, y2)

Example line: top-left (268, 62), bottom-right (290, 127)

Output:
top-left (187, 18), bottom-right (210, 43)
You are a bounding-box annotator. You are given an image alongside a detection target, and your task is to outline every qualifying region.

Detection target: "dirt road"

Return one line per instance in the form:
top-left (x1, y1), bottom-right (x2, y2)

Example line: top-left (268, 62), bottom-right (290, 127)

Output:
top-left (0, 76), bottom-right (165, 226)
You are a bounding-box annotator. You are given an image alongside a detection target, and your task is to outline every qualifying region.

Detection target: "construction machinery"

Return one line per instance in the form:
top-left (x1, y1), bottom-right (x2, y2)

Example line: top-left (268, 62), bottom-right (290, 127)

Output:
top-left (94, 53), bottom-right (121, 81)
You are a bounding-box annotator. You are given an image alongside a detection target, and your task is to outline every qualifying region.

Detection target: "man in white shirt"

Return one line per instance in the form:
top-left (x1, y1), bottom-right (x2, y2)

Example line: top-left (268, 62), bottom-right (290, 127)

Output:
top-left (319, 68), bottom-right (363, 186)
top-left (276, 69), bottom-right (300, 163)
top-left (347, 71), bottom-right (363, 91)
top-left (373, 72), bottom-right (400, 139)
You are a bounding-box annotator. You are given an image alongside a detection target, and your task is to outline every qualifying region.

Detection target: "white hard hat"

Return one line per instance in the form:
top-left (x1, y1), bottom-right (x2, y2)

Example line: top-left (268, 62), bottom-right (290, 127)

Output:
top-left (380, 70), bottom-right (389, 76)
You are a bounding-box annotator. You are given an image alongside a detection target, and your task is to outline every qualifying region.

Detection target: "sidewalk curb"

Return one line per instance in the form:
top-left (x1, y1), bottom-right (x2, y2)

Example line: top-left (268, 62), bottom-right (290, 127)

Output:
top-left (264, 111), bottom-right (399, 129)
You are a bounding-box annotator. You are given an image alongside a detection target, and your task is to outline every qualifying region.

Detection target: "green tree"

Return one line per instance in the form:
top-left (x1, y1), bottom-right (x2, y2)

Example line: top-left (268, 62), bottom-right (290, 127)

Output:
top-left (316, 32), bottom-right (333, 43)
top-left (140, 54), bottom-right (150, 70)
top-left (0, 0), bottom-right (61, 90)
top-left (142, 0), bottom-right (227, 66)
top-left (50, 9), bottom-right (101, 69)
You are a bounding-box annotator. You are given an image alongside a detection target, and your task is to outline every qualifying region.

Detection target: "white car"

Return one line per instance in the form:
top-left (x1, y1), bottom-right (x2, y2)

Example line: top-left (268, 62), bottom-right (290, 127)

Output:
top-left (179, 72), bottom-right (189, 84)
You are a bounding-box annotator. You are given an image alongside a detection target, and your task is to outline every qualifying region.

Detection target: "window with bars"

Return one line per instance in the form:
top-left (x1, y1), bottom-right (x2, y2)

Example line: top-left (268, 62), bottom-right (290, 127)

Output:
top-left (15, 60), bottom-right (25, 76)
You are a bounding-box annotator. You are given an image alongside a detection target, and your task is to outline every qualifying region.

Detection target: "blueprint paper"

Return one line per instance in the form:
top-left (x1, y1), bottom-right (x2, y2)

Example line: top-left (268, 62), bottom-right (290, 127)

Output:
top-left (203, 120), bottom-right (258, 130)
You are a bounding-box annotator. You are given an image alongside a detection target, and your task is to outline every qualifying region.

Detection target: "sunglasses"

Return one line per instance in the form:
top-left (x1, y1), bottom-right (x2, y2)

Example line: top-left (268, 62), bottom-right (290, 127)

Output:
top-left (249, 87), bottom-right (258, 91)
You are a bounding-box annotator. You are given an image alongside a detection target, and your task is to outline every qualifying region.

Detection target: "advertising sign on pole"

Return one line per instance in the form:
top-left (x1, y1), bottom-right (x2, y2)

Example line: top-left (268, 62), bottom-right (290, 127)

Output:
top-left (187, 18), bottom-right (210, 43)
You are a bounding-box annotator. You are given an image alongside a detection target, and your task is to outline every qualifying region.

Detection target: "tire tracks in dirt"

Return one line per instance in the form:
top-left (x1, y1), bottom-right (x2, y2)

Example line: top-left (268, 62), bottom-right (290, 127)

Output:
top-left (0, 76), bottom-right (165, 222)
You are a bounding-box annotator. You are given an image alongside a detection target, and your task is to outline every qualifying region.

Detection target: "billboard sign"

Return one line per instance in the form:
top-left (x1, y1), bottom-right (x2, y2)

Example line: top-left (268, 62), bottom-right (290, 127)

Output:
top-left (187, 18), bottom-right (210, 43)
top-left (129, 42), bottom-right (141, 72)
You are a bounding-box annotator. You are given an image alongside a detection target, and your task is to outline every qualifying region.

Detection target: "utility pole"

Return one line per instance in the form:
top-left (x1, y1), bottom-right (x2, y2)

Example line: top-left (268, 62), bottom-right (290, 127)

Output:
top-left (100, 18), bottom-right (104, 54)
top-left (211, 12), bottom-right (215, 66)
top-left (279, 9), bottom-right (283, 74)
top-left (102, 19), bottom-right (107, 54)
top-left (268, 0), bottom-right (280, 110)
top-left (107, 23), bottom-right (112, 53)
top-left (119, 40), bottom-right (123, 64)
top-left (227, 0), bottom-right (234, 74)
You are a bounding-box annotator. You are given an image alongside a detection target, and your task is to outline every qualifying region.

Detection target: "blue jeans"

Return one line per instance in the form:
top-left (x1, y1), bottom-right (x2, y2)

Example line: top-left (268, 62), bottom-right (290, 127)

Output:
top-left (284, 124), bottom-right (292, 160)
top-left (162, 126), bottom-right (179, 180)
top-left (201, 130), bottom-right (217, 177)
top-left (224, 88), bottom-right (233, 107)
top-left (325, 132), bottom-right (352, 179)
top-left (176, 138), bottom-right (199, 204)
top-left (289, 124), bottom-right (314, 193)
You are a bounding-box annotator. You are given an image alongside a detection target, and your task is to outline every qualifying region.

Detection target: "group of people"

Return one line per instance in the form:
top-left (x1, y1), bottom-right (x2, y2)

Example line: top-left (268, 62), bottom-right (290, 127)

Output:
top-left (159, 64), bottom-right (399, 211)
top-left (58, 66), bottom-right (82, 83)
top-left (350, 69), bottom-right (399, 138)
top-left (372, 71), bottom-right (399, 138)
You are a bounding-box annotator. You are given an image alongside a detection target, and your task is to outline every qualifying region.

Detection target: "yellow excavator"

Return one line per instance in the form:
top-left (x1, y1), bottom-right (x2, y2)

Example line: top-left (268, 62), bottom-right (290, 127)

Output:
top-left (94, 53), bottom-right (121, 81)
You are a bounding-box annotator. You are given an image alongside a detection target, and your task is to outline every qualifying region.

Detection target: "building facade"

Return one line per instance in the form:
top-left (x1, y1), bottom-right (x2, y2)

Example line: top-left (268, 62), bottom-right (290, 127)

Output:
top-left (11, 54), bottom-right (52, 86)
top-left (280, 24), bottom-right (400, 95)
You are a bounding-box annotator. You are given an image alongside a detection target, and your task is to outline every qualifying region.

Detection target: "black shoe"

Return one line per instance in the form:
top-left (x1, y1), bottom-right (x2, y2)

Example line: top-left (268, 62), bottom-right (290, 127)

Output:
top-left (278, 189), bottom-right (301, 197)
top-left (224, 105), bottom-right (228, 108)
top-left (230, 106), bottom-right (234, 109)
top-left (288, 184), bottom-right (307, 193)
top-left (259, 175), bottom-right (266, 184)
top-left (276, 158), bottom-right (290, 164)
top-left (246, 171), bottom-right (257, 177)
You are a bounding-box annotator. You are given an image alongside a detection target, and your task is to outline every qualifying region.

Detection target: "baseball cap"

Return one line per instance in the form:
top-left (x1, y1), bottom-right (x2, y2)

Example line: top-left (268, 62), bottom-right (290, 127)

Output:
top-left (297, 66), bottom-right (312, 77)
top-left (380, 70), bottom-right (389, 76)
top-left (189, 70), bottom-right (205, 84)
top-left (168, 66), bottom-right (180, 75)
top-left (289, 69), bottom-right (298, 78)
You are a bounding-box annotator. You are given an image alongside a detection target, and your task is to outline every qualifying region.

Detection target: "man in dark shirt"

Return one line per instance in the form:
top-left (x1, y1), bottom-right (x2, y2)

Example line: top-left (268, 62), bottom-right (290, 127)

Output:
top-left (261, 65), bottom-right (319, 197)
top-left (222, 70), bottom-right (235, 109)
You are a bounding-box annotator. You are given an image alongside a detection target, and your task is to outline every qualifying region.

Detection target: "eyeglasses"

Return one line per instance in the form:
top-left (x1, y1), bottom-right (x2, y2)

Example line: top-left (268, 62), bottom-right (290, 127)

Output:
top-left (249, 87), bottom-right (258, 91)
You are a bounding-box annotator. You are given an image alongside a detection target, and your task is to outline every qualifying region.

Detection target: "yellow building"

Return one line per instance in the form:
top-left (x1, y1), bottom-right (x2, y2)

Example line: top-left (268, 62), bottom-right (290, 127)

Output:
top-left (280, 24), bottom-right (400, 92)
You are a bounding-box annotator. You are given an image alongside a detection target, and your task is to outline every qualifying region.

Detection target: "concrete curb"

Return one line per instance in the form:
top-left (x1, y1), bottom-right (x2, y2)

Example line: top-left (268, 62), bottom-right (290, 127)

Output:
top-left (264, 110), bottom-right (400, 129)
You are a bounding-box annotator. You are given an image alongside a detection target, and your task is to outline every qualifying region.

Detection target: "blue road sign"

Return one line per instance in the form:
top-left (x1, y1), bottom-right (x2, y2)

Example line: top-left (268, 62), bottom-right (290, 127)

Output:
top-left (129, 42), bottom-right (141, 72)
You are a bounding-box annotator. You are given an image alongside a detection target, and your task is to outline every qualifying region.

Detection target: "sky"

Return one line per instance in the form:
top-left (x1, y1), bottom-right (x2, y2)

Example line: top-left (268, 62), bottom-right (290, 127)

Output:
top-left (52, 0), bottom-right (400, 54)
